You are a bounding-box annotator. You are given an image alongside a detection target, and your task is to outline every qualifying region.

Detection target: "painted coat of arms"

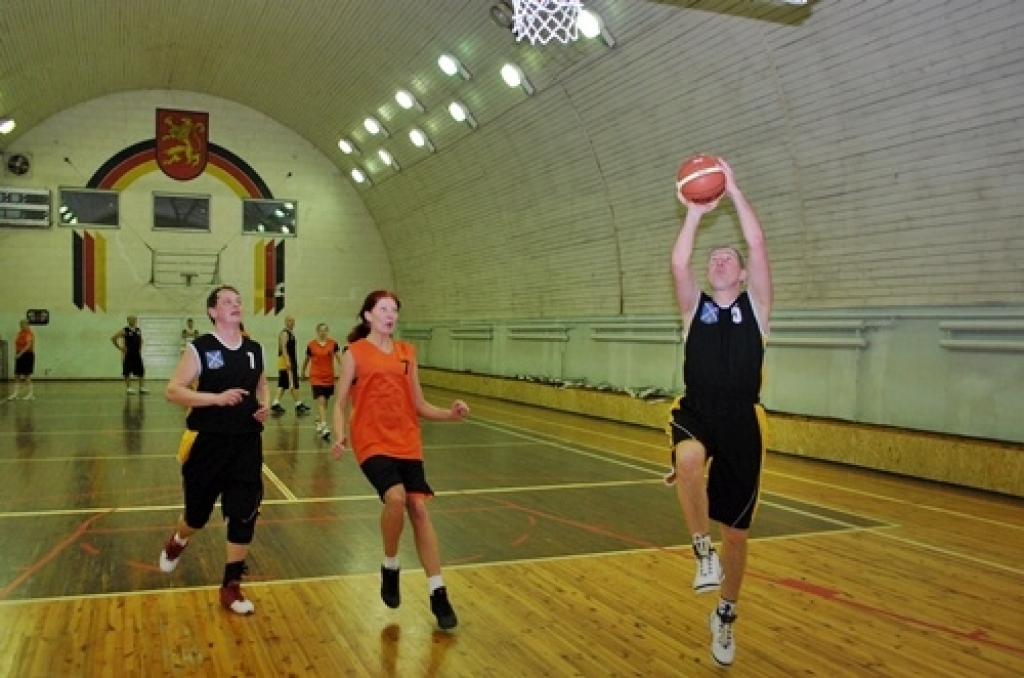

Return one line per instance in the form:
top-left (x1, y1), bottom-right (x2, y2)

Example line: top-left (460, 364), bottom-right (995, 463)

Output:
top-left (156, 108), bottom-right (209, 180)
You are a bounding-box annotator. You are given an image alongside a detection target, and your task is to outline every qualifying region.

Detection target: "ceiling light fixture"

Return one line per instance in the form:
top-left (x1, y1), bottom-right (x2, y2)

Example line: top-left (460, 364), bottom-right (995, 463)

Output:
top-left (438, 53), bottom-right (471, 80)
top-left (577, 9), bottom-right (616, 48)
top-left (409, 128), bottom-right (436, 152)
top-left (448, 101), bottom-right (478, 129)
top-left (500, 63), bottom-right (535, 95)
top-left (395, 89), bottom-right (425, 112)
top-left (363, 116), bottom-right (390, 137)
top-left (378, 148), bottom-right (400, 171)
top-left (0, 118), bottom-right (16, 134)
top-left (350, 167), bottom-right (370, 185)
top-left (338, 138), bottom-right (359, 155)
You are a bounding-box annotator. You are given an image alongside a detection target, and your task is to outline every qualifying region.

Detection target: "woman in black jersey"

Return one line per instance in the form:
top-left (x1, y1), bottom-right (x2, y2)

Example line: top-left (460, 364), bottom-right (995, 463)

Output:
top-left (157, 285), bottom-right (271, 615)
top-left (667, 158), bottom-right (773, 668)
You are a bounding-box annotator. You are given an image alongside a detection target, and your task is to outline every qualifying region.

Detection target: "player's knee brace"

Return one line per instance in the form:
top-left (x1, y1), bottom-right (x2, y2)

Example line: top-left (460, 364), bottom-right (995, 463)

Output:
top-left (226, 512), bottom-right (258, 545)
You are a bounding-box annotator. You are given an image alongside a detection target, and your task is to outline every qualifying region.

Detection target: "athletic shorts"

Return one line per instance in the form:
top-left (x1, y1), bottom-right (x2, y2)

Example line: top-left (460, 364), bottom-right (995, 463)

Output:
top-left (669, 395), bottom-right (767, 530)
top-left (15, 352), bottom-right (34, 376)
top-left (180, 431), bottom-right (263, 529)
top-left (277, 367), bottom-right (299, 389)
top-left (360, 455), bottom-right (434, 502)
top-left (122, 352), bottom-right (144, 378)
top-left (311, 384), bottom-right (335, 400)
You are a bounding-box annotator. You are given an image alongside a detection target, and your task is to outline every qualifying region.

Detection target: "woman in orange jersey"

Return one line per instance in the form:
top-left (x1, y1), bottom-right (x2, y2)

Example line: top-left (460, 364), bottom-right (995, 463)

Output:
top-left (301, 322), bottom-right (341, 440)
top-left (331, 290), bottom-right (470, 630)
top-left (8, 319), bottom-right (35, 400)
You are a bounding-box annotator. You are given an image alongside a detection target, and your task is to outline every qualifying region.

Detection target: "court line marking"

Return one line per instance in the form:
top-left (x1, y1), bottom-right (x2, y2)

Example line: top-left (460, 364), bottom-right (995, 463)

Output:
top-left (0, 441), bottom-right (539, 464)
top-left (262, 463), bottom-right (297, 501)
top-left (0, 525), bottom-right (882, 607)
top-left (465, 407), bottom-right (1024, 532)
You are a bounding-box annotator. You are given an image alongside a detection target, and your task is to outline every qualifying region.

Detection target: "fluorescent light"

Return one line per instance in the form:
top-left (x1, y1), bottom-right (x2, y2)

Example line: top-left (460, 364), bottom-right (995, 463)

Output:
top-left (577, 9), bottom-right (616, 47)
top-left (395, 89), bottom-right (424, 111)
top-left (500, 63), bottom-right (535, 95)
top-left (409, 128), bottom-right (435, 152)
top-left (438, 53), bottom-right (471, 79)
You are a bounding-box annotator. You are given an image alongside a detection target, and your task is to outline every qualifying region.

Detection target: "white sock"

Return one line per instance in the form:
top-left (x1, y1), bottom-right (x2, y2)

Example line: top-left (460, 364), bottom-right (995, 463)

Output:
top-left (427, 575), bottom-right (444, 593)
top-left (383, 556), bottom-right (399, 570)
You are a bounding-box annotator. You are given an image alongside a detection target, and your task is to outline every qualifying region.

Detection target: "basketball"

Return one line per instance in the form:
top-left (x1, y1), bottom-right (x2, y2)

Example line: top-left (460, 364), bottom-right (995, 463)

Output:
top-left (676, 154), bottom-right (726, 204)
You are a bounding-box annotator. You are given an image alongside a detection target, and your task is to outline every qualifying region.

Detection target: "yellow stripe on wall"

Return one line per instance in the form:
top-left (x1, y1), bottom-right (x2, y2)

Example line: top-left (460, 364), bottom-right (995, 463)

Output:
top-left (94, 232), bottom-right (107, 312)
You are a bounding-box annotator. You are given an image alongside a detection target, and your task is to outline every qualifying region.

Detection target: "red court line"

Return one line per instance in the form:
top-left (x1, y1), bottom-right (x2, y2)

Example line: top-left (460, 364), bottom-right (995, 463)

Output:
top-left (0, 510), bottom-right (113, 599)
top-left (481, 494), bottom-right (1024, 657)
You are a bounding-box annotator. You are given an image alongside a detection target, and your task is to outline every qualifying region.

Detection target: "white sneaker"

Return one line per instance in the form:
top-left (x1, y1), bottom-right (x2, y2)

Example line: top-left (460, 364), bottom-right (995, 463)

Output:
top-left (320, 427), bottom-right (331, 441)
top-left (709, 608), bottom-right (737, 667)
top-left (21, 394), bottom-right (35, 400)
top-left (126, 388), bottom-right (136, 394)
top-left (693, 537), bottom-right (724, 593)
top-left (139, 387), bottom-right (150, 394)
top-left (6, 393), bottom-right (19, 401)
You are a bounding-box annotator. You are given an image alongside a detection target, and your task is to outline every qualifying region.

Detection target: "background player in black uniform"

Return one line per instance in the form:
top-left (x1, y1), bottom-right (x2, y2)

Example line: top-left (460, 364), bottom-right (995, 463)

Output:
top-left (112, 315), bottom-right (148, 394)
top-left (270, 315), bottom-right (310, 416)
top-left (158, 285), bottom-right (271, 615)
top-left (668, 158), bottom-right (772, 667)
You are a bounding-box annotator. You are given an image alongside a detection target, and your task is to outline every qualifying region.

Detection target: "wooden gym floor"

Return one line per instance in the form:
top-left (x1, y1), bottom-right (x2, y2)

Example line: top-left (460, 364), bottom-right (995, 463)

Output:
top-left (0, 381), bottom-right (1021, 677)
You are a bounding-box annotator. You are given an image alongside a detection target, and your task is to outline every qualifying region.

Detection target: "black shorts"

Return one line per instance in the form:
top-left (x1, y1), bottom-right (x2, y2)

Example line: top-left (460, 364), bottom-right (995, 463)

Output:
top-left (181, 431), bottom-right (263, 529)
top-left (122, 352), bottom-right (145, 378)
top-left (669, 395), bottom-right (767, 530)
top-left (312, 384), bottom-right (335, 400)
top-left (360, 455), bottom-right (434, 502)
top-left (277, 367), bottom-right (299, 389)
top-left (15, 352), bottom-right (34, 376)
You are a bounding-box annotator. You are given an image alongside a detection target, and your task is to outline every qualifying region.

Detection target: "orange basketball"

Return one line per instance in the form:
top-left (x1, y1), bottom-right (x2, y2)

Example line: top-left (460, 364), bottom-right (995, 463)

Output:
top-left (676, 155), bottom-right (726, 204)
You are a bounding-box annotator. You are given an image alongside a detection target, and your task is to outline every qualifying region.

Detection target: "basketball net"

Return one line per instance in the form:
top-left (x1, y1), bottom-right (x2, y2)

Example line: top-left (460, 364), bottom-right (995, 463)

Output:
top-left (512, 0), bottom-right (583, 45)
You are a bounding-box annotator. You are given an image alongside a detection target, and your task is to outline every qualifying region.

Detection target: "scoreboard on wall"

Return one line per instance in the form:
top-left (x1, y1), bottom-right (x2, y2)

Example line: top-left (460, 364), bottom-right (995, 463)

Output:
top-left (0, 187), bottom-right (51, 227)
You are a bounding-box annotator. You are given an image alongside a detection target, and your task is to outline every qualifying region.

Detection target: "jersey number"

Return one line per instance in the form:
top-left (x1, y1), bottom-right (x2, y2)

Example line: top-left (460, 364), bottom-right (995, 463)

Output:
top-left (247, 351), bottom-right (256, 370)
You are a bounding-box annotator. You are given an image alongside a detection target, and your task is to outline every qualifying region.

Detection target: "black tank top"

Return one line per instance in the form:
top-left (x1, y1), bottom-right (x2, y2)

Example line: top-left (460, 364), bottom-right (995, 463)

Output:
top-left (124, 326), bottom-right (143, 353)
top-left (187, 333), bottom-right (265, 434)
top-left (279, 328), bottom-right (297, 365)
top-left (683, 291), bottom-right (764, 402)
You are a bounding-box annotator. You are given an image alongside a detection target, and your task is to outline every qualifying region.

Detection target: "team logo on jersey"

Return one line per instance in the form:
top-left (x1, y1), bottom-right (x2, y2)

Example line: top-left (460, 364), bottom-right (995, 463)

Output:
top-left (205, 350), bottom-right (225, 370)
top-left (731, 306), bottom-right (742, 324)
top-left (700, 301), bottom-right (720, 324)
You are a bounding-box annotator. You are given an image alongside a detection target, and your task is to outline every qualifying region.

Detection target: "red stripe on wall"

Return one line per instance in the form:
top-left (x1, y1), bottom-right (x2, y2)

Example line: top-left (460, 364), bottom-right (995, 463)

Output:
top-left (84, 232), bottom-right (95, 312)
top-left (264, 240), bottom-right (276, 315)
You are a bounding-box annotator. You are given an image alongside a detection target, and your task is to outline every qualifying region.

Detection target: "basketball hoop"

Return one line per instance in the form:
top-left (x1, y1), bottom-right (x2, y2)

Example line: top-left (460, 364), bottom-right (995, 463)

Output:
top-left (512, 0), bottom-right (583, 45)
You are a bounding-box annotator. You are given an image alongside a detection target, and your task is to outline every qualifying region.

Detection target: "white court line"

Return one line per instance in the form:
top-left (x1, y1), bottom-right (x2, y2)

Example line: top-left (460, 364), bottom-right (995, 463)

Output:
top-left (466, 407), bottom-right (1024, 532)
top-left (262, 463), bottom-right (297, 501)
top-left (0, 441), bottom-right (537, 465)
top-left (0, 479), bottom-right (666, 519)
top-left (468, 417), bottom-right (662, 476)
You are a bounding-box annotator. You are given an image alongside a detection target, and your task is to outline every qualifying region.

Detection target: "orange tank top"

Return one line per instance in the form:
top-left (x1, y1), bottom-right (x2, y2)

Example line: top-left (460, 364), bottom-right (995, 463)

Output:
top-left (347, 339), bottom-right (422, 463)
top-left (15, 329), bottom-right (33, 353)
top-left (306, 339), bottom-right (339, 386)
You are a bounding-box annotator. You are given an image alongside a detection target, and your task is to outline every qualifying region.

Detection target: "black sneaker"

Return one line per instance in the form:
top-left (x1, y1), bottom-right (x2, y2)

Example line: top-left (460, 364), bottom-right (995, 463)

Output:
top-left (430, 587), bottom-right (458, 630)
top-left (381, 566), bottom-right (400, 608)
top-left (271, 403), bottom-right (286, 416)
top-left (296, 403), bottom-right (311, 416)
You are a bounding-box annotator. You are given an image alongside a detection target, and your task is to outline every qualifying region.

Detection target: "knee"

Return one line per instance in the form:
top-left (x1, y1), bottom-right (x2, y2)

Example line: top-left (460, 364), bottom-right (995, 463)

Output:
top-left (674, 442), bottom-right (706, 480)
top-left (226, 511), bottom-right (259, 545)
top-left (406, 497), bottom-right (429, 524)
top-left (720, 526), bottom-right (748, 550)
top-left (383, 485), bottom-right (407, 511)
